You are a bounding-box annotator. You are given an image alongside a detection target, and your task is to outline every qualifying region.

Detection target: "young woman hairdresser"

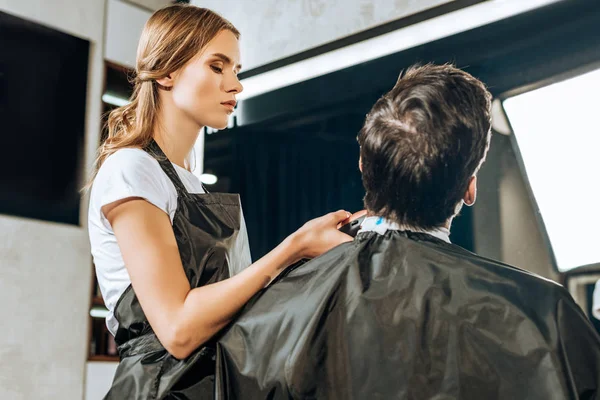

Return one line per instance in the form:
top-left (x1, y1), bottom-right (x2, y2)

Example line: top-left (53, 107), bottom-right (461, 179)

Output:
top-left (87, 4), bottom-right (353, 399)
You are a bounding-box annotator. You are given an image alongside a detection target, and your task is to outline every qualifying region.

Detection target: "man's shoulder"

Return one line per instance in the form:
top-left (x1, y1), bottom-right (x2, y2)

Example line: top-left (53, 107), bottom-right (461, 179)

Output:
top-left (451, 243), bottom-right (561, 290)
top-left (424, 235), bottom-right (569, 306)
top-left (361, 231), bottom-right (568, 304)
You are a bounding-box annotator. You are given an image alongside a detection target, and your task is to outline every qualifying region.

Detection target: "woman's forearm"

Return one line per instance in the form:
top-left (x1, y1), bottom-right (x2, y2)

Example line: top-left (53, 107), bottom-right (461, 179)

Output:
top-left (170, 235), bottom-right (301, 358)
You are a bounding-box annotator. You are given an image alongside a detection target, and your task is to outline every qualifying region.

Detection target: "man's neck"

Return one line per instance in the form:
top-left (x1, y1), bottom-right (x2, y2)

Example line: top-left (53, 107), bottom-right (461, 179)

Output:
top-left (358, 215), bottom-right (451, 243)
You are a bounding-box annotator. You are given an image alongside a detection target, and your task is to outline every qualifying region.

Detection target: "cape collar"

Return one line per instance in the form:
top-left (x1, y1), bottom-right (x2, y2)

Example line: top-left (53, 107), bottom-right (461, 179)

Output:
top-left (358, 216), bottom-right (451, 244)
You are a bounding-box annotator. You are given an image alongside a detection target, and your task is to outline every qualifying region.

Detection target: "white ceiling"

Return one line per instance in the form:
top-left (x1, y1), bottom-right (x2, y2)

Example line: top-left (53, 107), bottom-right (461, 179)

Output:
top-left (125, 0), bottom-right (172, 11)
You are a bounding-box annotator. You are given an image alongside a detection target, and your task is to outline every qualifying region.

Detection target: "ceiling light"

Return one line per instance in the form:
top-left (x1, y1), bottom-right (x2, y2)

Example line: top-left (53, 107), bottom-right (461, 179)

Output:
top-left (200, 173), bottom-right (218, 185)
top-left (102, 93), bottom-right (130, 107)
top-left (90, 306), bottom-right (110, 319)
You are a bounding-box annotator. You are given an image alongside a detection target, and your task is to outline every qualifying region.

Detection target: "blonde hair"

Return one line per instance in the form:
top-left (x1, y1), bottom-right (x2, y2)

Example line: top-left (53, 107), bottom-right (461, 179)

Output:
top-left (84, 4), bottom-right (239, 189)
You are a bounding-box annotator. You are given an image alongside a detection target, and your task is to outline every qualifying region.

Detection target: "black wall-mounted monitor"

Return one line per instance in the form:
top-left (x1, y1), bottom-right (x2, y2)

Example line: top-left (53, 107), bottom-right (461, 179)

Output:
top-left (0, 11), bottom-right (89, 225)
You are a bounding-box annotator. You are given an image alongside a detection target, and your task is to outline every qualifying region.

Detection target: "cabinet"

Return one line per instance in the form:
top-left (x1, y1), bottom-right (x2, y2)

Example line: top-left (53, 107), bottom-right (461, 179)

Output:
top-left (88, 268), bottom-right (119, 361)
top-left (87, 61), bottom-right (134, 362)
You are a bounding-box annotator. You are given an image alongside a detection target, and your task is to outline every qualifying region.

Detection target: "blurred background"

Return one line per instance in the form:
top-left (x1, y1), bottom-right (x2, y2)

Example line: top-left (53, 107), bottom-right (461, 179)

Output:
top-left (1, 0), bottom-right (599, 398)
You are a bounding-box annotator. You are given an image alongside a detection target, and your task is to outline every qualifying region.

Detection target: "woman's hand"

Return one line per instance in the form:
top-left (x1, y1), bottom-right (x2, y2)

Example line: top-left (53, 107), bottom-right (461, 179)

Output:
top-left (337, 209), bottom-right (368, 229)
top-left (289, 210), bottom-right (355, 261)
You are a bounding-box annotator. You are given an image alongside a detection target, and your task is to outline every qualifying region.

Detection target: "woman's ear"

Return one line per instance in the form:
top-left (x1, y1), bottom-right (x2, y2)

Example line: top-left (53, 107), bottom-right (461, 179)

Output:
top-left (156, 74), bottom-right (174, 90)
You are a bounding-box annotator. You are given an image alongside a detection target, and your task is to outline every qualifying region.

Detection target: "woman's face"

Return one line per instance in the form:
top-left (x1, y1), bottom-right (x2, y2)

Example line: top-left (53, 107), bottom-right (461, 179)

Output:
top-left (168, 29), bottom-right (243, 130)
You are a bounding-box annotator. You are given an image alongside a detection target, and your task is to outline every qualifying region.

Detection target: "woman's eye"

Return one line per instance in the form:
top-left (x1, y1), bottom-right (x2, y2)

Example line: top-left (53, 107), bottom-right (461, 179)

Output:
top-left (211, 65), bottom-right (223, 74)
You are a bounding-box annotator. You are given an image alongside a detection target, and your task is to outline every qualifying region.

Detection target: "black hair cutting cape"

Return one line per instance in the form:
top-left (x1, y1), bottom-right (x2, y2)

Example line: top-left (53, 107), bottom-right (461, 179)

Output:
top-left (215, 231), bottom-right (600, 400)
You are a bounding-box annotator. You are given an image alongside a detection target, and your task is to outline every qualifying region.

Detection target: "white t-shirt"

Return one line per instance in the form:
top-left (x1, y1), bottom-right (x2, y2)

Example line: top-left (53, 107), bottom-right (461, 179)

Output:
top-left (88, 148), bottom-right (205, 336)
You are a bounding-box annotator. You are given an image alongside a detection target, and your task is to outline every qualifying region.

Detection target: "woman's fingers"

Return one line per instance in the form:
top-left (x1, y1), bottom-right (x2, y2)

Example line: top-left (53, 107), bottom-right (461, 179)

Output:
top-left (331, 210), bottom-right (352, 225)
top-left (294, 209), bottom-right (370, 259)
top-left (337, 209), bottom-right (367, 229)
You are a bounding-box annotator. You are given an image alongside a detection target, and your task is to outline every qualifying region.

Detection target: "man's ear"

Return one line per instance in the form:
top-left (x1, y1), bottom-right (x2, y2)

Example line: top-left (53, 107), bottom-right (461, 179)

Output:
top-left (156, 74), bottom-right (174, 90)
top-left (463, 176), bottom-right (477, 206)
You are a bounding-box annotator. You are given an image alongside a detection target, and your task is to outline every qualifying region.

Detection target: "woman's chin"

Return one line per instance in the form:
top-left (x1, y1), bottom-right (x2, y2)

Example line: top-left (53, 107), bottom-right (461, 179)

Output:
top-left (206, 120), bottom-right (228, 131)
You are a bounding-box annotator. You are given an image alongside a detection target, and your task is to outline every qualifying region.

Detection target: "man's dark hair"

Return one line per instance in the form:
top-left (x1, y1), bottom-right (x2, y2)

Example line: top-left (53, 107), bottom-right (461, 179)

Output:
top-left (357, 63), bottom-right (492, 229)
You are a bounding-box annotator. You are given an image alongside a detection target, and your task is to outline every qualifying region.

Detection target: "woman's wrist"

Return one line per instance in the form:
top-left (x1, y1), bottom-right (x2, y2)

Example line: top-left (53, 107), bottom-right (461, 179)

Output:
top-left (281, 232), bottom-right (305, 266)
top-left (248, 232), bottom-right (304, 288)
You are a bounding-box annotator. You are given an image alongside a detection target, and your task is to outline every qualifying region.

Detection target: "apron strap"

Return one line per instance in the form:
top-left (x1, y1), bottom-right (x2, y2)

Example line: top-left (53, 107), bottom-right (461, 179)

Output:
top-left (144, 139), bottom-right (191, 198)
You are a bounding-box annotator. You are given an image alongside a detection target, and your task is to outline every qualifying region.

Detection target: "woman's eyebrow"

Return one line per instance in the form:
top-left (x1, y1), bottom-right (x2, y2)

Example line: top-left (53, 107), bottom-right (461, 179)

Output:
top-left (210, 53), bottom-right (242, 72)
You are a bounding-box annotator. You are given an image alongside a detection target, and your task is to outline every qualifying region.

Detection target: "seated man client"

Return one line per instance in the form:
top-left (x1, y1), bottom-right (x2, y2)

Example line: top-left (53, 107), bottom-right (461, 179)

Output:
top-left (214, 64), bottom-right (600, 400)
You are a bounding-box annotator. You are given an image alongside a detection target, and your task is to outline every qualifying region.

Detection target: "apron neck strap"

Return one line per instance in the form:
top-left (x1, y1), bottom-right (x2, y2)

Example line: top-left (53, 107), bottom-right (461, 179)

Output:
top-left (144, 139), bottom-right (191, 198)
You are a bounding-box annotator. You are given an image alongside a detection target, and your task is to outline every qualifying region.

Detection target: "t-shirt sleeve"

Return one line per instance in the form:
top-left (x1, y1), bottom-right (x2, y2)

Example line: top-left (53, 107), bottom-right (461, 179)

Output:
top-left (92, 148), bottom-right (174, 225)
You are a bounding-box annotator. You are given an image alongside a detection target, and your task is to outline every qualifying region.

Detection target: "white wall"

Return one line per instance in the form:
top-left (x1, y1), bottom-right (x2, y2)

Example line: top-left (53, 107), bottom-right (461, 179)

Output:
top-left (85, 362), bottom-right (118, 400)
top-left (0, 217), bottom-right (92, 399)
top-left (127, 0), bottom-right (169, 11)
top-left (0, 0), bottom-right (106, 398)
top-left (499, 142), bottom-right (557, 282)
top-left (105, 0), bottom-right (152, 69)
top-left (473, 133), bottom-right (556, 281)
top-left (194, 0), bottom-right (453, 71)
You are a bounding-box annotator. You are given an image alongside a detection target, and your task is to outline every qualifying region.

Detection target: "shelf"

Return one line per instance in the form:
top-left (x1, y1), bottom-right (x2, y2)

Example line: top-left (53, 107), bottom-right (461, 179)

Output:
top-left (88, 61), bottom-right (135, 363)
top-left (88, 355), bottom-right (119, 362)
top-left (92, 296), bottom-right (105, 307)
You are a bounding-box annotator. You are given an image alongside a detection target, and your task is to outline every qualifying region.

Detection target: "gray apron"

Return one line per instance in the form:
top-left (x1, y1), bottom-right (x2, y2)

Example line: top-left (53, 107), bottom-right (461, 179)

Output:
top-left (104, 140), bottom-right (252, 399)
